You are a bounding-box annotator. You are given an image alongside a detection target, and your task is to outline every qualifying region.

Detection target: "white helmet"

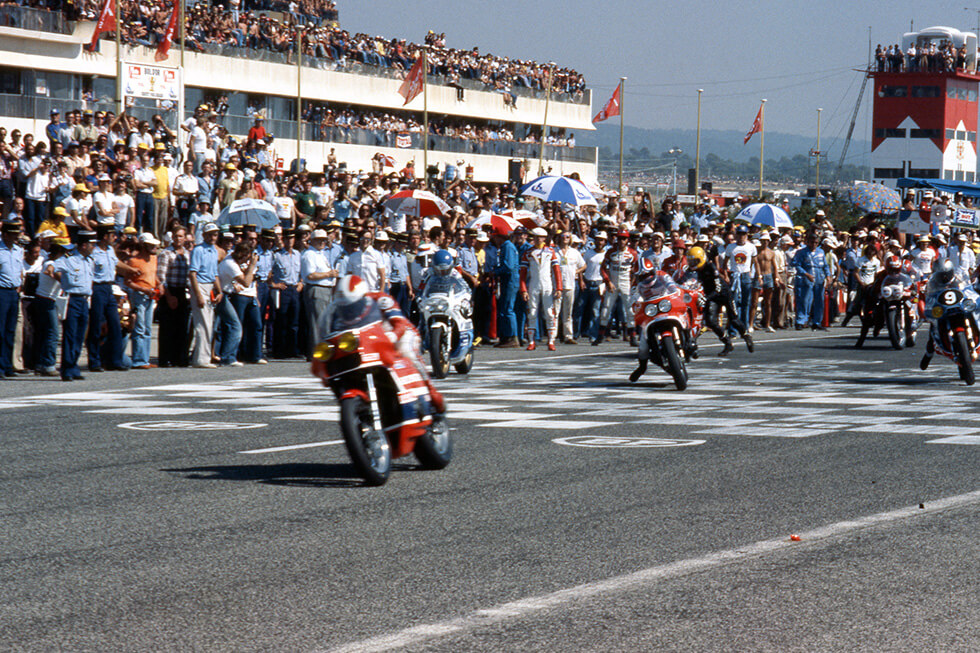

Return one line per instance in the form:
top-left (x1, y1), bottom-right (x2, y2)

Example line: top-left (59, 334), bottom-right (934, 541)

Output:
top-left (335, 275), bottom-right (369, 306)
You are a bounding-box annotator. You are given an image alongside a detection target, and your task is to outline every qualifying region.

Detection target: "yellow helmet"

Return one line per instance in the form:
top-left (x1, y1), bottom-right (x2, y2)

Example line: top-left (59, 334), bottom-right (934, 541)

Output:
top-left (688, 246), bottom-right (707, 270)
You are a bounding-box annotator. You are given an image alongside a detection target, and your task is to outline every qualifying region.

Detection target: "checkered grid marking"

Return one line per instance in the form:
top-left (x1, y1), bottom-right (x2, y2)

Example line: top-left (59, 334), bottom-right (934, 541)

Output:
top-left (0, 356), bottom-right (978, 442)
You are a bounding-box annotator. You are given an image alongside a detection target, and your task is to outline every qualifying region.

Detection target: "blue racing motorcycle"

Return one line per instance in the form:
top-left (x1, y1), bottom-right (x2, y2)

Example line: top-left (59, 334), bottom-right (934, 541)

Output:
top-left (921, 261), bottom-right (980, 385)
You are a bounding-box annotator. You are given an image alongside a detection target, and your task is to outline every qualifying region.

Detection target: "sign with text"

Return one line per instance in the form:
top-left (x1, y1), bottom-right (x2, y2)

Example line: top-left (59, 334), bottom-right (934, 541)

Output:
top-left (951, 207), bottom-right (980, 230)
top-left (896, 209), bottom-right (931, 235)
top-left (123, 63), bottom-right (180, 101)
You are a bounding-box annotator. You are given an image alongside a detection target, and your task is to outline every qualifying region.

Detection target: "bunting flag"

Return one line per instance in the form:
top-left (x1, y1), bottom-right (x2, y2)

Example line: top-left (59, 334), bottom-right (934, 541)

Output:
top-left (398, 56), bottom-right (425, 106)
top-left (86, 0), bottom-right (116, 52)
top-left (592, 82), bottom-right (622, 123)
top-left (744, 103), bottom-right (764, 144)
top-left (395, 132), bottom-right (412, 148)
top-left (155, 1), bottom-right (179, 62)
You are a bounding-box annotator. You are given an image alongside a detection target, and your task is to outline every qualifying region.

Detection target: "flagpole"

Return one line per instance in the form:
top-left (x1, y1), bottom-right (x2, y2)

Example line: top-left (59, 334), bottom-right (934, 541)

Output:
top-left (695, 88), bottom-right (703, 197)
top-left (538, 62), bottom-right (554, 176)
top-left (618, 77), bottom-right (626, 197)
top-left (422, 46), bottom-right (428, 187)
top-left (296, 26), bottom-right (302, 173)
top-left (759, 99), bottom-right (767, 199)
top-left (114, 0), bottom-right (121, 115)
top-left (179, 0), bottom-right (185, 68)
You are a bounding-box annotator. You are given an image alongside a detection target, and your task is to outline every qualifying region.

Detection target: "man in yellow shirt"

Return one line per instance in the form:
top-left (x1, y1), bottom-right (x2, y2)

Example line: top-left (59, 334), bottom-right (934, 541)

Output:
top-left (151, 151), bottom-right (170, 236)
top-left (36, 207), bottom-right (70, 241)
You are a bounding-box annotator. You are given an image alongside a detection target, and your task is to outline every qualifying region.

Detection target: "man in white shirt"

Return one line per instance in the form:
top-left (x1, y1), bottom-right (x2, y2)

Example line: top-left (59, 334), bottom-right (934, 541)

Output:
top-left (556, 231), bottom-right (586, 343)
top-left (947, 233), bottom-right (977, 281)
top-left (300, 229), bottom-right (338, 351)
top-left (347, 230), bottom-right (387, 292)
top-left (724, 225), bottom-right (759, 333)
top-left (579, 230), bottom-right (607, 341)
top-left (172, 160), bottom-right (200, 224)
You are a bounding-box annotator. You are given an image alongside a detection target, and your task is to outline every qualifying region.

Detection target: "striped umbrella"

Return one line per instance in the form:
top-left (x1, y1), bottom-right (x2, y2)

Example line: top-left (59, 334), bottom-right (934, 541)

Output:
top-left (466, 214), bottom-right (521, 234)
top-left (519, 175), bottom-right (599, 207)
top-left (383, 189), bottom-right (451, 217)
top-left (500, 208), bottom-right (546, 229)
top-left (734, 203), bottom-right (794, 229)
top-left (846, 182), bottom-right (901, 214)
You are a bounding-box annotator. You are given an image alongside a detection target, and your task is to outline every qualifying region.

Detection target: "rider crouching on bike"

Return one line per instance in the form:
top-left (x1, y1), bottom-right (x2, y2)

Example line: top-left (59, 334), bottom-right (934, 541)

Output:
top-left (330, 275), bottom-right (446, 413)
top-left (687, 245), bottom-right (754, 356)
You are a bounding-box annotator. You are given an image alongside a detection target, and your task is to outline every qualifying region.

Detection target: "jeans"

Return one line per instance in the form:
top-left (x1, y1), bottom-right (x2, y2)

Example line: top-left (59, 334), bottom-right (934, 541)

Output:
top-left (129, 290), bottom-right (154, 367)
top-left (217, 294), bottom-right (242, 364)
top-left (730, 272), bottom-right (753, 336)
top-left (496, 281), bottom-right (518, 339)
top-left (135, 193), bottom-right (154, 233)
top-left (231, 294), bottom-right (262, 363)
top-left (0, 287), bottom-right (18, 374)
top-left (32, 296), bottom-right (59, 370)
top-left (577, 282), bottom-right (601, 340)
top-left (23, 198), bottom-right (46, 236)
top-left (88, 283), bottom-right (124, 369)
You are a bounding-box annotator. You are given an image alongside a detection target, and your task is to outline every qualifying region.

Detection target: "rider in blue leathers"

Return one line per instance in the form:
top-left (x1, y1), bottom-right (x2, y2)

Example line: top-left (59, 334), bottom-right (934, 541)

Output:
top-left (792, 231), bottom-right (829, 330)
top-left (492, 230), bottom-right (520, 347)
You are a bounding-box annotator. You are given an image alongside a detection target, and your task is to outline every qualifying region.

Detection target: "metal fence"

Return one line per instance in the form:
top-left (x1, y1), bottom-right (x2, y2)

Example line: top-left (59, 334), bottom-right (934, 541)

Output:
top-left (0, 6), bottom-right (72, 34)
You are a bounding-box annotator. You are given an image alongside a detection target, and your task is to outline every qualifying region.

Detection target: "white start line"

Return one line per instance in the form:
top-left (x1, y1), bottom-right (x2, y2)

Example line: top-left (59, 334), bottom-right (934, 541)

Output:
top-left (319, 488), bottom-right (980, 653)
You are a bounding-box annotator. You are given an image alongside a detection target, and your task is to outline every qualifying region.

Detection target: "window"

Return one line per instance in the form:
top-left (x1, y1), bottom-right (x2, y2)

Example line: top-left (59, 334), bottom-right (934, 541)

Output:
top-left (948, 87), bottom-right (957, 99)
top-left (874, 167), bottom-right (905, 178)
top-left (957, 130), bottom-right (967, 140)
top-left (955, 170), bottom-right (966, 181)
top-left (910, 129), bottom-right (941, 138)
top-left (875, 128), bottom-right (906, 138)
top-left (909, 168), bottom-right (940, 177)
top-left (970, 89), bottom-right (978, 102)
top-left (911, 85), bottom-right (941, 98)
top-left (0, 67), bottom-right (20, 95)
top-left (943, 169), bottom-right (956, 180)
top-left (879, 85), bottom-right (907, 98)
top-left (947, 128), bottom-right (956, 140)
top-left (958, 87), bottom-right (969, 100)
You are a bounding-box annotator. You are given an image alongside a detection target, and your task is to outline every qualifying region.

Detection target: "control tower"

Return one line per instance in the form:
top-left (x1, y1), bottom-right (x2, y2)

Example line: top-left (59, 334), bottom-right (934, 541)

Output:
top-left (870, 25), bottom-right (979, 187)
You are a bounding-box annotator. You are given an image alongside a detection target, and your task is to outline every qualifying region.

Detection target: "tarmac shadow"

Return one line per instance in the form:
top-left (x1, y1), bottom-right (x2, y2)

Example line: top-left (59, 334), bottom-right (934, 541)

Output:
top-left (164, 463), bottom-right (370, 488)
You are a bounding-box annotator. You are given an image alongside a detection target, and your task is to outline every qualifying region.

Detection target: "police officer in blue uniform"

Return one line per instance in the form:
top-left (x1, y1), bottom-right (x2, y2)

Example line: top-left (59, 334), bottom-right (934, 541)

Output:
top-left (387, 232), bottom-right (412, 311)
top-left (52, 231), bottom-right (96, 381)
top-left (0, 220), bottom-right (25, 378)
top-left (792, 230), bottom-right (830, 330)
top-left (457, 228), bottom-right (479, 287)
top-left (87, 223), bottom-right (130, 371)
top-left (255, 228), bottom-right (277, 357)
top-left (492, 227), bottom-right (520, 347)
top-left (271, 227), bottom-right (302, 358)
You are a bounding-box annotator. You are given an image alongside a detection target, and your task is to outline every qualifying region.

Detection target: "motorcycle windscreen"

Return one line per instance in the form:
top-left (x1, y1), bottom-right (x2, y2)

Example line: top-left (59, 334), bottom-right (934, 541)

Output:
top-left (320, 299), bottom-right (385, 339)
top-left (638, 273), bottom-right (680, 301)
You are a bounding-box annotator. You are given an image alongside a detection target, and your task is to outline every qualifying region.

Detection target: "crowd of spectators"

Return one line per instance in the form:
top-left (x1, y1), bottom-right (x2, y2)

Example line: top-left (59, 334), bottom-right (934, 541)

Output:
top-left (875, 40), bottom-right (971, 74)
top-left (14, 0), bottom-right (585, 99)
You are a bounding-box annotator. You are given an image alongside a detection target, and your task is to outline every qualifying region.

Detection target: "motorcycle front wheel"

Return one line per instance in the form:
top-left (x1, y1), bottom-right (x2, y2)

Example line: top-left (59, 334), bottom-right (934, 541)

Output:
top-left (454, 348), bottom-right (474, 374)
top-left (953, 330), bottom-right (975, 386)
top-left (340, 396), bottom-right (391, 486)
top-left (414, 413), bottom-right (453, 469)
top-left (430, 328), bottom-right (450, 379)
top-left (886, 307), bottom-right (902, 350)
top-left (661, 337), bottom-right (688, 391)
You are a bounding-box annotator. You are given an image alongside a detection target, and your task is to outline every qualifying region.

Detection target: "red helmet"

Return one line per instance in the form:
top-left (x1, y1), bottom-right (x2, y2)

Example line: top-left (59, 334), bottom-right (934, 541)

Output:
top-left (335, 275), bottom-right (369, 305)
top-left (672, 238), bottom-right (687, 251)
top-left (617, 229), bottom-right (630, 239)
top-left (885, 255), bottom-right (901, 271)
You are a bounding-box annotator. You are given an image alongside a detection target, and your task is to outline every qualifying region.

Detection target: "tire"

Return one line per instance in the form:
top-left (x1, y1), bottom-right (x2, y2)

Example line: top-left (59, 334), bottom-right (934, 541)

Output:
top-left (952, 330), bottom-right (975, 386)
top-left (414, 413), bottom-right (453, 469)
top-left (886, 307), bottom-right (902, 350)
top-left (661, 336), bottom-right (688, 391)
top-left (429, 327), bottom-right (449, 379)
top-left (340, 396), bottom-right (391, 486)
top-left (454, 348), bottom-right (474, 374)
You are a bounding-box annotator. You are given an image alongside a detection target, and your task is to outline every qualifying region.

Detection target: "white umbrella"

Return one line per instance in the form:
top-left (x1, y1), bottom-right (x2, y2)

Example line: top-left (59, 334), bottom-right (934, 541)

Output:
top-left (735, 203), bottom-right (794, 229)
top-left (520, 175), bottom-right (599, 207)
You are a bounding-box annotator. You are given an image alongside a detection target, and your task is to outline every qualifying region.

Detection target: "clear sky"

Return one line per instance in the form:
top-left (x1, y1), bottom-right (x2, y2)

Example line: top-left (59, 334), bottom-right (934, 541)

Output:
top-left (342, 1), bottom-right (979, 159)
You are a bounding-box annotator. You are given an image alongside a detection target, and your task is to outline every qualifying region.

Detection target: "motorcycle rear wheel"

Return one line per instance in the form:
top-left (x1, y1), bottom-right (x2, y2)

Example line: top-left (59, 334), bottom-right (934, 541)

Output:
top-left (430, 328), bottom-right (450, 379)
top-left (340, 396), bottom-right (391, 486)
top-left (662, 337), bottom-right (688, 391)
top-left (415, 413), bottom-right (453, 469)
top-left (454, 348), bottom-right (474, 374)
top-left (953, 330), bottom-right (975, 386)
top-left (886, 308), bottom-right (902, 350)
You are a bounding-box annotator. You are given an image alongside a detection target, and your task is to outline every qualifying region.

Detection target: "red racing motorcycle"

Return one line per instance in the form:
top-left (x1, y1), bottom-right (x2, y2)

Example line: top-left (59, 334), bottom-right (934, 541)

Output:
top-left (629, 267), bottom-right (704, 390)
top-left (311, 316), bottom-right (452, 486)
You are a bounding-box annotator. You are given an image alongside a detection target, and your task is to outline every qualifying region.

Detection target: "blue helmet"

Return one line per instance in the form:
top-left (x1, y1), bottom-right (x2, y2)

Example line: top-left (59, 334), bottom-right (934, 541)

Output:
top-left (432, 249), bottom-right (454, 276)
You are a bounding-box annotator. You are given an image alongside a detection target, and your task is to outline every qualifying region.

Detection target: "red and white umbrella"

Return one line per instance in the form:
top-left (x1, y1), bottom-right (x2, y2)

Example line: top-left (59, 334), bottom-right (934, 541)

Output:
top-left (383, 189), bottom-right (451, 217)
top-left (500, 208), bottom-right (545, 229)
top-left (466, 213), bottom-right (521, 234)
top-left (377, 153), bottom-right (396, 168)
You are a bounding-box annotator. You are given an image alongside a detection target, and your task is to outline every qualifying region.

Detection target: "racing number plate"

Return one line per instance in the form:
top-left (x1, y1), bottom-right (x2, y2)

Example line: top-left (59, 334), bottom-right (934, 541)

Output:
top-left (940, 289), bottom-right (963, 306)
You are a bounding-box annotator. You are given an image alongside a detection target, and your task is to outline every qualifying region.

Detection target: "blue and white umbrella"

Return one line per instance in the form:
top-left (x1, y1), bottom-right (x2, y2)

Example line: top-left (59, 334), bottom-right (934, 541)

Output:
top-left (735, 203), bottom-right (794, 229)
top-left (216, 198), bottom-right (279, 229)
top-left (519, 175), bottom-right (599, 207)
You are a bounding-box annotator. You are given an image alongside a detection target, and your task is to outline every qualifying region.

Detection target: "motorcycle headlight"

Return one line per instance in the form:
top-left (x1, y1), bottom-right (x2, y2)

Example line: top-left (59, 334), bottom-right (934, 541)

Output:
top-left (336, 332), bottom-right (359, 353)
top-left (881, 287), bottom-right (893, 299)
top-left (965, 299), bottom-right (977, 312)
top-left (657, 299), bottom-right (672, 314)
top-left (932, 306), bottom-right (945, 318)
top-left (459, 297), bottom-right (472, 316)
top-left (428, 297), bottom-right (449, 312)
top-left (312, 341), bottom-right (335, 361)
top-left (644, 304), bottom-right (659, 317)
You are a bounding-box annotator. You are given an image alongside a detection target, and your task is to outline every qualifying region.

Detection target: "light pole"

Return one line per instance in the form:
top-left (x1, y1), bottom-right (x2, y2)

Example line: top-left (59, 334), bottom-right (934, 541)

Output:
top-left (816, 107), bottom-right (822, 195)
top-left (695, 89), bottom-right (703, 197)
top-left (668, 147), bottom-right (682, 197)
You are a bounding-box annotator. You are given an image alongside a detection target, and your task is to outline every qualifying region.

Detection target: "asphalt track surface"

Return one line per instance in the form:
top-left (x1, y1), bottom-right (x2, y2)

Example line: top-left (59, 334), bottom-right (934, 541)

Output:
top-left (2, 327), bottom-right (980, 651)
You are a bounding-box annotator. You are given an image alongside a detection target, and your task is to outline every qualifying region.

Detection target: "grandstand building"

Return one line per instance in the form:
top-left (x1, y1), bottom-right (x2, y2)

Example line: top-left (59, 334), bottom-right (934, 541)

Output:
top-left (870, 25), bottom-right (979, 187)
top-left (0, 8), bottom-right (597, 184)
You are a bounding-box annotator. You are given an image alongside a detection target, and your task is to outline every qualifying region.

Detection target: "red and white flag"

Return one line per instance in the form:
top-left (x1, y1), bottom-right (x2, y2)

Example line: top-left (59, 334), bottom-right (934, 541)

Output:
top-left (395, 132), bottom-right (412, 148)
top-left (378, 153), bottom-right (396, 167)
top-left (592, 82), bottom-right (622, 123)
top-left (744, 103), bottom-right (764, 144)
top-left (398, 56), bottom-right (425, 106)
top-left (86, 0), bottom-right (116, 51)
top-left (155, 1), bottom-right (179, 62)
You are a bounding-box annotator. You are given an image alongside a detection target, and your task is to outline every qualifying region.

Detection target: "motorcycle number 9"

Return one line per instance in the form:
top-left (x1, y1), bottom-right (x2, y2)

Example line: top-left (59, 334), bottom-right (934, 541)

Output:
top-left (940, 289), bottom-right (963, 306)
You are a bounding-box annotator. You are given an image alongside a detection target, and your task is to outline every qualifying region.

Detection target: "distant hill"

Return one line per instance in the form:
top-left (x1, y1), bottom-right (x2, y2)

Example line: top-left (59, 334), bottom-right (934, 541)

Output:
top-left (576, 123), bottom-right (870, 166)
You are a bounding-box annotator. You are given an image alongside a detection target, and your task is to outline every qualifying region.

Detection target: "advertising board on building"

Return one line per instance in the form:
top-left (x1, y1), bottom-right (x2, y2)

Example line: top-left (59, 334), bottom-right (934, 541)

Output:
top-left (123, 63), bottom-right (181, 102)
